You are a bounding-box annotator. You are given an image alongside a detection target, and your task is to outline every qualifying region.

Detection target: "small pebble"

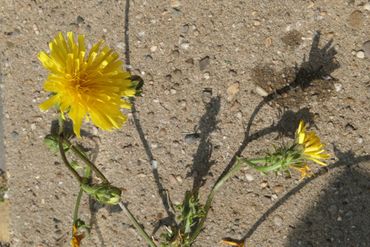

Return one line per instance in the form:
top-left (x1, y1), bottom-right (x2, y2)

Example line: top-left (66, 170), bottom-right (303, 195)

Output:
top-left (348, 10), bottom-right (364, 29)
top-left (170, 88), bottom-right (177, 94)
top-left (180, 42), bottom-right (190, 50)
top-left (116, 42), bottom-right (125, 50)
top-left (150, 46), bottom-right (158, 52)
top-left (137, 173), bottom-right (147, 178)
top-left (260, 181), bottom-right (268, 189)
top-left (357, 137), bottom-right (363, 144)
top-left (76, 16), bottom-right (84, 24)
top-left (175, 176), bottom-right (183, 183)
top-left (334, 83), bottom-right (343, 92)
top-left (227, 82), bottom-right (240, 101)
top-left (271, 194), bottom-right (278, 200)
top-left (273, 185), bottom-right (284, 194)
top-left (253, 20), bottom-right (261, 26)
top-left (245, 173), bottom-right (254, 182)
top-left (181, 24), bottom-right (189, 33)
top-left (158, 128), bottom-right (167, 136)
top-left (202, 88), bottom-right (212, 103)
top-left (199, 56), bottom-right (210, 71)
top-left (235, 111), bottom-right (242, 119)
top-left (356, 50), bottom-right (365, 59)
top-left (170, 0), bottom-right (181, 8)
top-left (255, 85), bottom-right (268, 97)
top-left (203, 72), bottom-right (210, 80)
top-left (273, 215), bottom-right (283, 226)
top-left (33, 24), bottom-right (39, 35)
top-left (185, 133), bottom-right (200, 144)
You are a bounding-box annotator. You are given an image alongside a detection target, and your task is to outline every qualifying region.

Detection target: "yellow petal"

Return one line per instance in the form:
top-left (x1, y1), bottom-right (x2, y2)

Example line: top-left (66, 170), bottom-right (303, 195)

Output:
top-left (39, 95), bottom-right (59, 111)
top-left (68, 104), bottom-right (86, 137)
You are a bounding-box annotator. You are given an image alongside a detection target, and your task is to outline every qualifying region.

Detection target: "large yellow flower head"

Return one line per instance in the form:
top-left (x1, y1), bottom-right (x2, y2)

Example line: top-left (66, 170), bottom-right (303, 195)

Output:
top-left (38, 32), bottom-right (135, 137)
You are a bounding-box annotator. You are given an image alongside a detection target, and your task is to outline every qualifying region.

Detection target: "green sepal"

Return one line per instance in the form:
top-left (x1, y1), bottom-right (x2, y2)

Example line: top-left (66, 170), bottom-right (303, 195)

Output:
top-left (43, 134), bottom-right (69, 153)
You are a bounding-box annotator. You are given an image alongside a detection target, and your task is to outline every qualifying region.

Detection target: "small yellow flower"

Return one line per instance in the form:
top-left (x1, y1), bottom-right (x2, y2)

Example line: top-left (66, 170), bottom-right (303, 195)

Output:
top-left (291, 120), bottom-right (330, 178)
top-left (71, 225), bottom-right (84, 247)
top-left (221, 239), bottom-right (245, 247)
top-left (38, 32), bottom-right (135, 137)
top-left (296, 120), bottom-right (330, 166)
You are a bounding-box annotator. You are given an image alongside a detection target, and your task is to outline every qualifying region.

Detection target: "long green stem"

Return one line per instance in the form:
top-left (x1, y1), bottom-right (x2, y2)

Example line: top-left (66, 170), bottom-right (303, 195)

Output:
top-left (119, 202), bottom-right (158, 247)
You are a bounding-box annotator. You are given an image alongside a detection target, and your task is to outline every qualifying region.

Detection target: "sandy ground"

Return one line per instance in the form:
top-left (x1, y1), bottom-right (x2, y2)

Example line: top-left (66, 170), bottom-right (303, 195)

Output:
top-left (1, 0), bottom-right (370, 246)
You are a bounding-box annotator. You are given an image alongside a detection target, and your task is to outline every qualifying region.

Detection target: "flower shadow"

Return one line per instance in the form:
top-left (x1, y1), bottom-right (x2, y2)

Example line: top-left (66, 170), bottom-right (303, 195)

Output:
top-left (190, 96), bottom-right (221, 193)
top-left (218, 30), bottom-right (339, 181)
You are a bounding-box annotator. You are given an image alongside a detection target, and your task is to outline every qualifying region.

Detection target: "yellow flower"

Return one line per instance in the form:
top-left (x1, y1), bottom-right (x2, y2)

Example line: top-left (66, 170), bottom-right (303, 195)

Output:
top-left (71, 225), bottom-right (84, 247)
top-left (38, 32), bottom-right (135, 137)
top-left (221, 239), bottom-right (245, 247)
top-left (293, 120), bottom-right (330, 178)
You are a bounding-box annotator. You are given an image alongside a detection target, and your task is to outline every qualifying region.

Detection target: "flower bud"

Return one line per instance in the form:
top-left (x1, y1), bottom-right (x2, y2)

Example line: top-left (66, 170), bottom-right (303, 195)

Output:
top-left (81, 183), bottom-right (121, 205)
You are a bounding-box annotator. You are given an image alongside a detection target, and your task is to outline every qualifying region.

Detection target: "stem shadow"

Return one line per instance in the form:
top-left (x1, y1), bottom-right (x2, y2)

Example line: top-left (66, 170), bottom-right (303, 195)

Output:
top-left (123, 0), bottom-right (177, 234)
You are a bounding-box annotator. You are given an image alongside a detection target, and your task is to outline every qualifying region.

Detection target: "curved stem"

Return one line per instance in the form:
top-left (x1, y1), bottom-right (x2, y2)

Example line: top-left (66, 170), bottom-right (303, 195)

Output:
top-left (119, 202), bottom-right (158, 247)
top-left (63, 139), bottom-right (108, 183)
top-left (58, 134), bottom-right (82, 183)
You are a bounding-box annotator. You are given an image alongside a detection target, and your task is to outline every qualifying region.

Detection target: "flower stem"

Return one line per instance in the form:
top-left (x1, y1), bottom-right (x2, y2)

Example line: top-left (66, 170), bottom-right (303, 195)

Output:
top-left (63, 138), bottom-right (109, 183)
top-left (58, 118), bottom-right (82, 183)
top-left (119, 202), bottom-right (157, 247)
top-left (239, 157), bottom-right (281, 172)
top-left (73, 165), bottom-right (92, 223)
top-left (73, 189), bottom-right (84, 223)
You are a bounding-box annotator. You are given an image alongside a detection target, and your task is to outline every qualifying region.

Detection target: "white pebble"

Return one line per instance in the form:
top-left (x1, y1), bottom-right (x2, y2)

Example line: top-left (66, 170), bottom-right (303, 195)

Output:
top-left (180, 42), bottom-right (190, 50)
top-left (334, 83), bottom-right (343, 92)
top-left (357, 137), bottom-right (364, 144)
top-left (356, 50), bottom-right (365, 59)
top-left (32, 24), bottom-right (39, 35)
top-left (150, 45), bottom-right (158, 52)
top-left (255, 86), bottom-right (268, 97)
top-left (245, 173), bottom-right (254, 182)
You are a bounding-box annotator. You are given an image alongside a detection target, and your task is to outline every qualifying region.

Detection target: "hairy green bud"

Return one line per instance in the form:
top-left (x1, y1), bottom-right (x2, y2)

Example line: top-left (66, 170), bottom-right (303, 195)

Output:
top-left (81, 183), bottom-right (121, 205)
